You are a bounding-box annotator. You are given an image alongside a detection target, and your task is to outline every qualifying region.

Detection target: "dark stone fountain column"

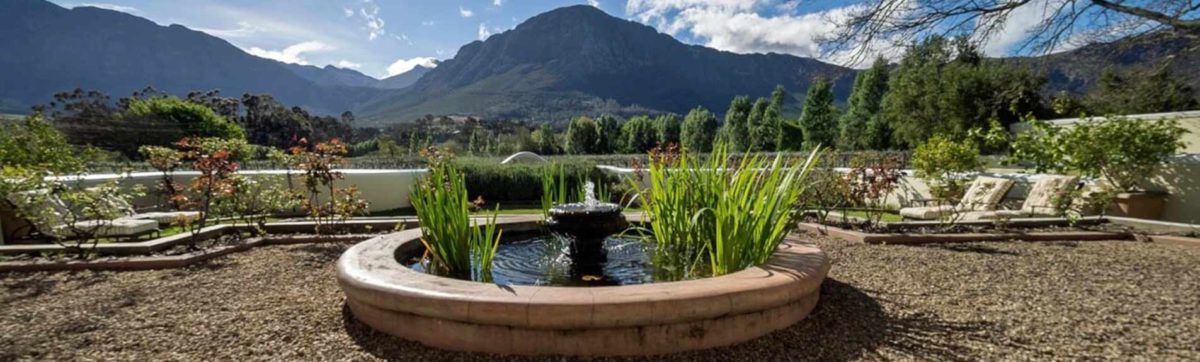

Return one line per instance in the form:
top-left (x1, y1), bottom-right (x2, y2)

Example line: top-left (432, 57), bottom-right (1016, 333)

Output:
top-left (546, 203), bottom-right (628, 285)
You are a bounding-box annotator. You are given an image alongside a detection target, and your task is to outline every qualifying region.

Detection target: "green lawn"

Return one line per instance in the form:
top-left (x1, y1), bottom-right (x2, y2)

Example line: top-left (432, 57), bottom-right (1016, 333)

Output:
top-left (840, 210), bottom-right (904, 222)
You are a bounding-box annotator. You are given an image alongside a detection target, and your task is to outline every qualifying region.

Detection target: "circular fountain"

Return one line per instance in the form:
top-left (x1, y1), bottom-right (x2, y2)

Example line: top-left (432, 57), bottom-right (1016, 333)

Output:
top-left (337, 183), bottom-right (831, 356)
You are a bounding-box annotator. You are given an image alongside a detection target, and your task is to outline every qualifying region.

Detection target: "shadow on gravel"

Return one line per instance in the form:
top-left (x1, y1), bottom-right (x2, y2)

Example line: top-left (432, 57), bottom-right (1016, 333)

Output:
top-left (1, 272), bottom-right (110, 304)
top-left (339, 278), bottom-right (996, 361)
top-left (929, 243), bottom-right (1020, 256)
top-left (295, 243), bottom-right (350, 266)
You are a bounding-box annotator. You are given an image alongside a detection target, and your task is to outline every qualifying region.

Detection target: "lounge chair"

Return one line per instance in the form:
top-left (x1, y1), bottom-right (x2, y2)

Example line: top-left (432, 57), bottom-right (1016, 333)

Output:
top-left (960, 175), bottom-right (1081, 220)
top-left (94, 189), bottom-right (200, 226)
top-left (899, 176), bottom-right (1016, 220)
top-left (4, 189), bottom-right (159, 241)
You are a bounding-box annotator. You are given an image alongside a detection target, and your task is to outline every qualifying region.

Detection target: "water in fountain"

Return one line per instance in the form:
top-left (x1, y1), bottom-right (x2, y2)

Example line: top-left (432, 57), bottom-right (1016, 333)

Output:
top-left (583, 181), bottom-right (597, 208)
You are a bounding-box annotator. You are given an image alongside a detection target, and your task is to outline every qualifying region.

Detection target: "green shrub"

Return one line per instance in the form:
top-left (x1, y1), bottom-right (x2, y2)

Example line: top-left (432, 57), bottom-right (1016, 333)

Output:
top-left (912, 135), bottom-right (982, 200)
top-left (455, 158), bottom-right (617, 205)
top-left (1010, 116), bottom-right (1187, 191)
top-left (123, 96), bottom-right (245, 143)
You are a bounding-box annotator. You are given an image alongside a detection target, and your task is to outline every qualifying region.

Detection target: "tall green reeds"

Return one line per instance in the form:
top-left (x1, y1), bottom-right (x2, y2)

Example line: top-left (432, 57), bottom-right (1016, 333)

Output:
top-left (540, 163), bottom-right (573, 220)
top-left (411, 158), bottom-right (502, 282)
top-left (635, 145), bottom-right (820, 277)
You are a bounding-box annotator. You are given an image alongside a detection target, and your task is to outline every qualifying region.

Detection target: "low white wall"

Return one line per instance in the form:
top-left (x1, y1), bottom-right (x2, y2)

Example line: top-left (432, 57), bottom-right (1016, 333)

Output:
top-left (50, 169), bottom-right (427, 213)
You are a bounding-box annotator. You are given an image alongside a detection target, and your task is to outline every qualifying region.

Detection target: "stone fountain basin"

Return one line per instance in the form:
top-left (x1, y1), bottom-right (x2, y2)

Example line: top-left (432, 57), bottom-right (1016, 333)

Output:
top-left (336, 216), bottom-right (830, 356)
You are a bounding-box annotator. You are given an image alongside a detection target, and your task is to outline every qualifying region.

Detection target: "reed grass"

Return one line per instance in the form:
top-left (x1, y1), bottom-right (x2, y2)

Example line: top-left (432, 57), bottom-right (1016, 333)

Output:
top-left (411, 162), bottom-right (502, 282)
top-left (635, 145), bottom-right (820, 277)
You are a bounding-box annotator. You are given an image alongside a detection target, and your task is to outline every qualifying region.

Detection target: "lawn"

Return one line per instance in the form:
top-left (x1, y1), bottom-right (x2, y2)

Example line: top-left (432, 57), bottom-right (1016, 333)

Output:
top-left (2, 235), bottom-right (1196, 360)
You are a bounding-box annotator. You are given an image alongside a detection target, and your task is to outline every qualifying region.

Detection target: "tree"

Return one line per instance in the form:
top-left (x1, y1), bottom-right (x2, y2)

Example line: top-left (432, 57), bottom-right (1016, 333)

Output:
top-left (779, 120), bottom-right (805, 151)
top-left (838, 57), bottom-right (890, 150)
top-left (595, 114), bottom-right (624, 154)
top-left (719, 96), bottom-right (752, 151)
top-left (565, 116), bottom-right (601, 154)
top-left (879, 36), bottom-right (1047, 148)
top-left (655, 113), bottom-right (682, 146)
top-left (766, 85), bottom-right (786, 150)
top-left (115, 96), bottom-right (245, 157)
top-left (681, 106), bottom-right (719, 152)
top-left (621, 115), bottom-right (659, 153)
top-left (0, 113), bottom-right (94, 174)
top-left (1086, 63), bottom-right (1198, 115)
top-left (797, 78), bottom-right (839, 150)
top-left (824, 0), bottom-right (1200, 63)
top-left (746, 97), bottom-right (772, 151)
top-left (533, 123), bottom-right (560, 155)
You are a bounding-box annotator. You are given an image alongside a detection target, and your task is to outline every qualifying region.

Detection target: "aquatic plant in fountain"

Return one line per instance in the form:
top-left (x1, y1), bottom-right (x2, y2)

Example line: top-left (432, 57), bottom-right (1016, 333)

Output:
top-left (410, 148), bottom-right (502, 281)
top-left (635, 144), bottom-right (821, 277)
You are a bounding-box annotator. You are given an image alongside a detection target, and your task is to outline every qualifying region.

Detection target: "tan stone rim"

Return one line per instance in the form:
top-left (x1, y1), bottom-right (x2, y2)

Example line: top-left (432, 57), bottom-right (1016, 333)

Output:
top-left (337, 217), bottom-right (830, 329)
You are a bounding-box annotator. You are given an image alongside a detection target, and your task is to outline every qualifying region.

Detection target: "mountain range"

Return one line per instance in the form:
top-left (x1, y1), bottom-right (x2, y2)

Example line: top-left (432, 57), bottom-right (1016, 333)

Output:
top-left (0, 0), bottom-right (1194, 126)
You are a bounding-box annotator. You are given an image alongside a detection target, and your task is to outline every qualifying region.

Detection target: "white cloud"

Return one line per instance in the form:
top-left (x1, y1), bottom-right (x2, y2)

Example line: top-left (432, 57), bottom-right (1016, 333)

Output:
top-left (421, 20), bottom-right (436, 26)
top-left (359, 2), bottom-right (386, 40)
top-left (478, 23), bottom-right (492, 40)
top-left (343, 7), bottom-right (354, 17)
top-left (493, 0), bottom-right (503, 6)
top-left (625, 0), bottom-right (901, 66)
top-left (75, 3), bottom-right (139, 14)
top-left (194, 21), bottom-right (259, 38)
top-left (459, 6), bottom-right (474, 18)
top-left (336, 60), bottom-right (362, 69)
top-left (245, 41), bottom-right (334, 65)
top-left (980, 0), bottom-right (1056, 56)
top-left (587, 0), bottom-right (600, 7)
top-left (386, 57), bottom-right (439, 77)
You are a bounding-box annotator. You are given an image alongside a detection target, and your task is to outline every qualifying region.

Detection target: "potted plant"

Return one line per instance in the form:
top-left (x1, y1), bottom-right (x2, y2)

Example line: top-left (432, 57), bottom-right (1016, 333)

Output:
top-left (1010, 116), bottom-right (1187, 219)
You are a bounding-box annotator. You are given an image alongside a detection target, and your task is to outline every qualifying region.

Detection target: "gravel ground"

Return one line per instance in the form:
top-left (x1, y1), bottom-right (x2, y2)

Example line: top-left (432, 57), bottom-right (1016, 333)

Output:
top-left (2, 237), bottom-right (1198, 361)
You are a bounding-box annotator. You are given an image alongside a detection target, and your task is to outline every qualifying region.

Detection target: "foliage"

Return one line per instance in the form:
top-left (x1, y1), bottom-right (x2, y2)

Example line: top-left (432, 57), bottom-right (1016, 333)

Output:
top-left (565, 116), bottom-right (601, 154)
top-left (719, 96), bottom-right (752, 151)
top-left (0, 113), bottom-right (94, 174)
top-left (540, 163), bottom-right (576, 220)
top-left (680, 106), bottom-right (718, 152)
top-left (797, 78), bottom-right (839, 150)
top-left (842, 152), bottom-right (903, 224)
top-left (634, 144), bottom-right (820, 278)
top-left (621, 115), bottom-right (659, 153)
top-left (1010, 117), bottom-right (1187, 191)
top-left (174, 138), bottom-right (241, 248)
top-left (1086, 63), bottom-right (1198, 115)
top-left (912, 135), bottom-right (982, 200)
top-left (532, 123), bottom-right (561, 155)
top-left (655, 113), bottom-right (681, 146)
top-left (745, 97), bottom-right (771, 151)
top-left (595, 114), bottom-right (624, 154)
top-left (7, 180), bottom-right (144, 259)
top-left (799, 166), bottom-right (851, 222)
top-left (779, 120), bottom-right (805, 151)
top-left (214, 175), bottom-right (297, 235)
top-left (763, 85), bottom-right (786, 151)
top-left (879, 36), bottom-right (1047, 148)
top-left (411, 148), bottom-right (502, 282)
top-left (138, 145), bottom-right (185, 210)
top-left (123, 96), bottom-right (246, 142)
top-left (456, 158), bottom-right (609, 204)
top-left (838, 58), bottom-right (890, 150)
top-left (291, 139), bottom-right (369, 233)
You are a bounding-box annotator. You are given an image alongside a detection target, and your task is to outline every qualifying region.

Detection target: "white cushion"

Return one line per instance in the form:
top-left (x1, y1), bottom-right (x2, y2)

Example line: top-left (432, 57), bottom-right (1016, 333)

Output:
top-left (899, 205), bottom-right (956, 219)
top-left (53, 218), bottom-right (158, 237)
top-left (959, 210), bottom-right (1029, 221)
top-left (127, 211), bottom-right (201, 225)
top-left (1021, 175), bottom-right (1080, 215)
top-left (956, 176), bottom-right (1015, 211)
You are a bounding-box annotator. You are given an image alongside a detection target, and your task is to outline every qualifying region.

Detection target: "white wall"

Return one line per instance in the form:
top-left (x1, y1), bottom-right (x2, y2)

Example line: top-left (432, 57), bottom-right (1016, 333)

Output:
top-left (49, 169), bottom-right (427, 212)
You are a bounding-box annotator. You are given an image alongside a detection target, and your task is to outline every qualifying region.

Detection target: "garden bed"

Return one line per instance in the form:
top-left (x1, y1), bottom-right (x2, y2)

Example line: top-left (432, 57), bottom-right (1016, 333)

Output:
top-left (800, 213), bottom-right (1200, 246)
top-left (0, 216), bottom-right (540, 272)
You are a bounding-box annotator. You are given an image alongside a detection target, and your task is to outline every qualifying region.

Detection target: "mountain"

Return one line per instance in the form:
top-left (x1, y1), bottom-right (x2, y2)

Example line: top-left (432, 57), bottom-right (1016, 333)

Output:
top-left (377, 64), bottom-right (437, 89)
top-left (1017, 34), bottom-right (1200, 94)
top-left (355, 5), bottom-right (857, 125)
top-left (0, 0), bottom-right (378, 115)
top-left (282, 64), bottom-right (381, 89)
top-left (283, 62), bottom-right (435, 90)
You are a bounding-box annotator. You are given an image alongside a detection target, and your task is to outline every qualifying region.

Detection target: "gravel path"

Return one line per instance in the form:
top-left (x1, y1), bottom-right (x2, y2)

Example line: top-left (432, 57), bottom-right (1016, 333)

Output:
top-left (2, 238), bottom-right (1198, 361)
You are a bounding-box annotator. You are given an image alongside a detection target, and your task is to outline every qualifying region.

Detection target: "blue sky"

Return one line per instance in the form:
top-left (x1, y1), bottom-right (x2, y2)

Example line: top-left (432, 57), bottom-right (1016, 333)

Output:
top-left (48, 0), bottom-right (1044, 78)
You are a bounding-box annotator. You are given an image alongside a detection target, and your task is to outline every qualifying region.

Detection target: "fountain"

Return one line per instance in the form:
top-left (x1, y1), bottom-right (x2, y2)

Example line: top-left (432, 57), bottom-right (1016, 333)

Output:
top-left (541, 182), bottom-right (630, 284)
top-left (336, 183), bottom-right (830, 356)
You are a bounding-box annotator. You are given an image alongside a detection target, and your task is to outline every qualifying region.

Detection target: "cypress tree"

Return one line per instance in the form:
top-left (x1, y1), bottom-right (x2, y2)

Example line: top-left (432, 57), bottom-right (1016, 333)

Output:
top-left (719, 96), bottom-right (752, 151)
top-left (838, 57), bottom-right (890, 150)
top-left (681, 106), bottom-right (718, 152)
top-left (798, 78), bottom-right (838, 150)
